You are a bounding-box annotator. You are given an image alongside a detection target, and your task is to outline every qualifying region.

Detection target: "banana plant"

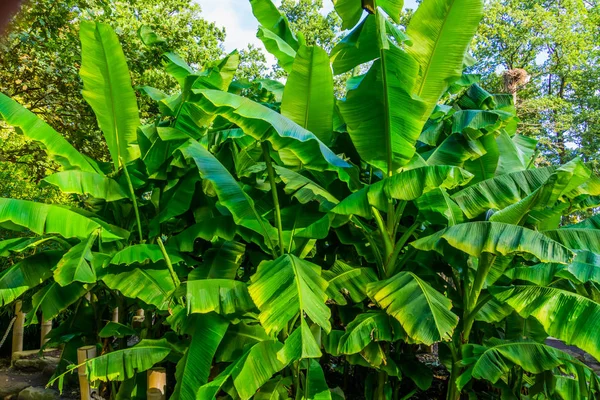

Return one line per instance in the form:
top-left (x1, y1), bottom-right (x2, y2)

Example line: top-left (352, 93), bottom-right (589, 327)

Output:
top-left (1, 0), bottom-right (600, 399)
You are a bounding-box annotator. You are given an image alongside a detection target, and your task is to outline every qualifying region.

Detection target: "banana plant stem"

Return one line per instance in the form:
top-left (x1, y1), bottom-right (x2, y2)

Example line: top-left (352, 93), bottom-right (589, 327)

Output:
top-left (262, 142), bottom-right (285, 256)
top-left (120, 157), bottom-right (143, 242)
top-left (157, 237), bottom-right (181, 289)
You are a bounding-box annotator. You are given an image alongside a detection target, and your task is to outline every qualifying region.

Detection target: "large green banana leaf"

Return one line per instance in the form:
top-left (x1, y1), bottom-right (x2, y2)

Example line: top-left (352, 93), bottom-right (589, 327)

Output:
top-left (506, 251), bottom-right (600, 286)
top-left (53, 233), bottom-right (98, 286)
top-left (109, 244), bottom-right (184, 266)
top-left (330, 15), bottom-right (380, 75)
top-left (248, 254), bottom-right (331, 335)
top-left (190, 241), bottom-right (246, 280)
top-left (281, 45), bottom-right (334, 145)
top-left (172, 216), bottom-right (239, 252)
top-left (457, 339), bottom-right (579, 391)
top-left (451, 166), bottom-right (556, 218)
top-left (0, 251), bottom-right (59, 306)
top-left (564, 214), bottom-right (600, 230)
top-left (323, 260), bottom-right (377, 305)
top-left (274, 166), bottom-right (339, 211)
top-left (257, 27), bottom-right (297, 72)
top-left (304, 359), bottom-right (332, 400)
top-left (412, 222), bottom-right (572, 263)
top-left (43, 171), bottom-right (129, 202)
top-left (277, 318), bottom-right (322, 364)
top-left (188, 90), bottom-right (350, 171)
top-left (333, 0), bottom-right (404, 30)
top-left (172, 314), bottom-right (229, 399)
top-left (542, 228), bottom-right (600, 254)
top-left (215, 323), bottom-right (271, 363)
top-left (26, 281), bottom-right (87, 325)
top-left (0, 198), bottom-right (125, 242)
top-left (0, 94), bottom-right (95, 172)
top-left (338, 32), bottom-right (427, 173)
top-left (85, 339), bottom-right (173, 382)
top-left (406, 0), bottom-right (483, 121)
top-left (489, 158), bottom-right (592, 224)
top-left (187, 279), bottom-right (255, 316)
top-left (490, 285), bottom-right (600, 360)
top-left (250, 0), bottom-right (299, 51)
top-left (415, 188), bottom-right (465, 226)
top-left (332, 165), bottom-right (472, 218)
top-left (337, 311), bottom-right (402, 355)
top-left (495, 132), bottom-right (537, 175)
top-left (99, 264), bottom-right (176, 310)
top-left (198, 340), bottom-right (285, 400)
top-left (79, 21), bottom-right (140, 169)
top-left (176, 140), bottom-right (279, 250)
top-left (367, 271), bottom-right (458, 345)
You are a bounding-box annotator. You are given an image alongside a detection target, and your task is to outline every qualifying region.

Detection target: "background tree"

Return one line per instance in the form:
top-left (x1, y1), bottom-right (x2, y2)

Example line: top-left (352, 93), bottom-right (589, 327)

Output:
top-left (0, 0), bottom-right (225, 193)
top-left (471, 0), bottom-right (600, 170)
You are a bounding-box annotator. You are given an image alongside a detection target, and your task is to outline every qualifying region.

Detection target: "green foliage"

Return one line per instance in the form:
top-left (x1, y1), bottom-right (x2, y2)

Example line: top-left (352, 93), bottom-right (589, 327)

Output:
top-left (0, 1), bottom-right (599, 400)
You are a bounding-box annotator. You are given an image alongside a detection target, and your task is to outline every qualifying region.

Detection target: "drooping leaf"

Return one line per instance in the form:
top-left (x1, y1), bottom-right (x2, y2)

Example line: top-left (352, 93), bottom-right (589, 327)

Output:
top-left (367, 271), bottom-right (458, 345)
top-left (186, 279), bottom-right (255, 316)
top-left (322, 260), bottom-right (377, 305)
top-left (257, 27), bottom-right (297, 72)
top-left (109, 244), bottom-right (183, 266)
top-left (99, 264), bottom-right (176, 310)
top-left (85, 339), bottom-right (173, 382)
top-left (0, 94), bottom-right (95, 172)
top-left (26, 281), bottom-right (87, 325)
top-left (248, 254), bottom-right (331, 335)
top-left (412, 222), bottom-right (573, 264)
top-left (54, 232), bottom-right (98, 286)
top-left (188, 90), bottom-right (350, 171)
top-left (176, 140), bottom-right (279, 249)
top-left (250, 0), bottom-right (299, 51)
top-left (458, 339), bottom-right (575, 391)
top-left (0, 251), bottom-right (59, 306)
top-left (337, 311), bottom-right (402, 355)
top-left (490, 285), bottom-right (600, 360)
top-left (43, 171), bottom-right (129, 201)
top-left (98, 322), bottom-right (136, 338)
top-left (0, 198), bottom-right (126, 242)
top-left (451, 167), bottom-right (556, 218)
top-left (542, 228), bottom-right (600, 254)
top-left (79, 21), bottom-right (140, 169)
top-left (332, 165), bottom-right (472, 218)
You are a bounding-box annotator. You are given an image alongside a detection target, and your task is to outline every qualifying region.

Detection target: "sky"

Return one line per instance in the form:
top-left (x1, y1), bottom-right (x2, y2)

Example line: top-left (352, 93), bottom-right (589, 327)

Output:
top-left (195, 0), bottom-right (420, 57)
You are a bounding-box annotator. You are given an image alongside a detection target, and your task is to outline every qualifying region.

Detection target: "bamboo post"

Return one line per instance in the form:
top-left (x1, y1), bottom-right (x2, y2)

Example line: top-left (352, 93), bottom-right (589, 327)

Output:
top-left (77, 345), bottom-right (97, 400)
top-left (40, 313), bottom-right (52, 347)
top-left (112, 307), bottom-right (119, 323)
top-left (147, 367), bottom-right (167, 400)
top-left (11, 300), bottom-right (24, 358)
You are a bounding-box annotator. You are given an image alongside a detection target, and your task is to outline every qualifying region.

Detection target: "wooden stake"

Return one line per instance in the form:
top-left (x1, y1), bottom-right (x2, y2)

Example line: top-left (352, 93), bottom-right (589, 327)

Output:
top-left (77, 345), bottom-right (97, 400)
top-left (40, 313), bottom-right (52, 347)
top-left (147, 367), bottom-right (167, 400)
top-left (11, 300), bottom-right (24, 358)
top-left (112, 307), bottom-right (119, 323)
